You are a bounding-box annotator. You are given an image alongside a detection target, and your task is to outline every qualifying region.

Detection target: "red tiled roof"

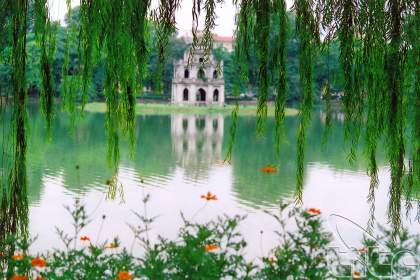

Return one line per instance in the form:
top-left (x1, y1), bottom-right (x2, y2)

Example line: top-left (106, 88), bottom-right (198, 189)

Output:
top-left (213, 35), bottom-right (234, 43)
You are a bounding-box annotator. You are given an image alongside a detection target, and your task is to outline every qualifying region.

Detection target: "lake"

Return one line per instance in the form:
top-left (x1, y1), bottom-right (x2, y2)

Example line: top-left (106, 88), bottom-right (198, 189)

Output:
top-left (19, 106), bottom-right (419, 259)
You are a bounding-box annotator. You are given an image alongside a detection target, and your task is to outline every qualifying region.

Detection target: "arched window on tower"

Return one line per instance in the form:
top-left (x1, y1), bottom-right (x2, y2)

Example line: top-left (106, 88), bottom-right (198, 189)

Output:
top-left (213, 89), bottom-right (219, 102)
top-left (184, 69), bottom-right (189, 78)
top-left (213, 70), bottom-right (218, 79)
top-left (198, 68), bottom-right (205, 80)
top-left (183, 88), bottom-right (189, 101)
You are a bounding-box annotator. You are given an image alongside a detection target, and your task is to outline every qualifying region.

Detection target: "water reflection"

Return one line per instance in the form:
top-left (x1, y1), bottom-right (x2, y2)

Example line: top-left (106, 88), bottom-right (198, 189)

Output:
top-left (319, 110), bottom-right (345, 123)
top-left (171, 114), bottom-right (224, 170)
top-left (18, 110), bottom-right (396, 208)
top-left (0, 108), bottom-right (418, 257)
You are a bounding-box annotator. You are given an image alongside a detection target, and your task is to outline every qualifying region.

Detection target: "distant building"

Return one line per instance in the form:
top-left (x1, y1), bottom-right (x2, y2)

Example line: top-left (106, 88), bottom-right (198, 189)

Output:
top-left (178, 32), bottom-right (235, 53)
top-left (212, 35), bottom-right (234, 52)
top-left (171, 48), bottom-right (225, 105)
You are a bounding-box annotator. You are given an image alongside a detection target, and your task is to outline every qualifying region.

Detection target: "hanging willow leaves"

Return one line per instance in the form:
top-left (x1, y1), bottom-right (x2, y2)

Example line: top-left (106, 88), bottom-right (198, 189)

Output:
top-left (188, 0), bottom-right (220, 65)
top-left (34, 0), bottom-right (56, 134)
top-left (0, 1), bottom-right (9, 40)
top-left (202, 0), bottom-right (221, 60)
top-left (293, 0), bottom-right (318, 200)
top-left (79, 0), bottom-right (102, 110)
top-left (103, 0), bottom-right (124, 170)
top-left (273, 0), bottom-right (287, 155)
top-left (153, 0), bottom-right (180, 93)
top-left (129, 0), bottom-right (151, 94)
top-left (225, 0), bottom-right (254, 162)
top-left (6, 0), bottom-right (29, 244)
top-left (385, 0), bottom-right (405, 234)
top-left (61, 0), bottom-right (78, 127)
top-left (360, 0), bottom-right (386, 229)
top-left (254, 0), bottom-right (270, 135)
top-left (406, 0), bottom-right (419, 211)
top-left (321, 80), bottom-right (332, 148)
top-left (320, 0), bottom-right (362, 163)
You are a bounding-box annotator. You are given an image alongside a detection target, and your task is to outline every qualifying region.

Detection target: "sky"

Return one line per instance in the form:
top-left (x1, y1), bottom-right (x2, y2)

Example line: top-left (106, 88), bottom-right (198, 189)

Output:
top-left (49, 0), bottom-right (294, 37)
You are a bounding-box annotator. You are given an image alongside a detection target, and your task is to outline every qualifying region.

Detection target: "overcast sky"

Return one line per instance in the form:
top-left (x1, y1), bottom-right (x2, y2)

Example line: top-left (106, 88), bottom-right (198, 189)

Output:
top-left (49, 0), bottom-right (293, 37)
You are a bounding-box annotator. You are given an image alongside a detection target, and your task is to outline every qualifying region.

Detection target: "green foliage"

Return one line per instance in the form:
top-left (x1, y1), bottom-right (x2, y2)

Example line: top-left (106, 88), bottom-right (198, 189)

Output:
top-left (259, 203), bottom-right (338, 279)
top-left (137, 215), bottom-right (252, 279)
top-left (3, 199), bottom-right (418, 279)
top-left (0, 8), bottom-right (342, 104)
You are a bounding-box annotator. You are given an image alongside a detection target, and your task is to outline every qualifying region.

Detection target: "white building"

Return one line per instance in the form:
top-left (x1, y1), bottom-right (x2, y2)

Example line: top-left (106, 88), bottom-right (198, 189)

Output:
top-left (171, 48), bottom-right (225, 105)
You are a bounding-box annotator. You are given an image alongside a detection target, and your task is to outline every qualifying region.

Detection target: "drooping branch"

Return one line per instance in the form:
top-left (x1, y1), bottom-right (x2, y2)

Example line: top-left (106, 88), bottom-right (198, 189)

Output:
top-left (360, 0), bottom-right (386, 228)
top-left (293, 0), bottom-right (318, 198)
top-left (273, 0), bottom-right (288, 153)
top-left (34, 0), bottom-right (56, 133)
top-left (8, 0), bottom-right (29, 241)
top-left (129, 0), bottom-right (151, 93)
top-left (79, 0), bottom-right (103, 109)
top-left (254, 0), bottom-right (270, 134)
top-left (61, 0), bottom-right (78, 127)
top-left (385, 0), bottom-right (405, 234)
top-left (225, 0), bottom-right (255, 162)
top-left (153, 0), bottom-right (180, 93)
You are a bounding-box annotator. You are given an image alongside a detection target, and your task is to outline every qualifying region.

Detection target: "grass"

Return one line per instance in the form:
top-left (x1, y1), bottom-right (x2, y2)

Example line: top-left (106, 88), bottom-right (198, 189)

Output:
top-left (83, 102), bottom-right (300, 116)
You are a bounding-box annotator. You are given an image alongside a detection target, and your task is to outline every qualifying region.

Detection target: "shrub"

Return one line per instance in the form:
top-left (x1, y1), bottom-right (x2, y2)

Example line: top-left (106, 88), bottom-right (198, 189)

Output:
top-left (0, 198), bottom-right (418, 279)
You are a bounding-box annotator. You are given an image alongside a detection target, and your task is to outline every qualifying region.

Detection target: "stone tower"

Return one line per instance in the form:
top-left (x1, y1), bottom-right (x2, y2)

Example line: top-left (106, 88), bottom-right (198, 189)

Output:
top-left (171, 48), bottom-right (225, 105)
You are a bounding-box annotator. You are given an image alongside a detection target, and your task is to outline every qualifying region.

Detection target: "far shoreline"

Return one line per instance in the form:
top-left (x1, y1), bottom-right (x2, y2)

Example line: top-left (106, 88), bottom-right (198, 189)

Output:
top-left (83, 102), bottom-right (300, 116)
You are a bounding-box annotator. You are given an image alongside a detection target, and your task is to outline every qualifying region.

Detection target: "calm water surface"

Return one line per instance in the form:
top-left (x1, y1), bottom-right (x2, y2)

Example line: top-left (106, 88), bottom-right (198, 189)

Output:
top-left (24, 108), bottom-right (419, 258)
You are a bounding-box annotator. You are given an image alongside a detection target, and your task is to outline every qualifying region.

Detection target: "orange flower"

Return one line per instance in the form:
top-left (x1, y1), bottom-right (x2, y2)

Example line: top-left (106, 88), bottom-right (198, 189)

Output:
top-left (105, 242), bottom-right (119, 249)
top-left (204, 244), bottom-right (220, 252)
top-left (352, 271), bottom-right (362, 279)
top-left (306, 208), bottom-right (321, 216)
top-left (80, 236), bottom-right (91, 241)
top-left (10, 275), bottom-right (27, 280)
top-left (201, 192), bottom-right (218, 201)
top-left (116, 271), bottom-right (133, 280)
top-left (260, 165), bottom-right (278, 173)
top-left (31, 257), bottom-right (47, 268)
top-left (11, 253), bottom-right (24, 261)
top-left (35, 277), bottom-right (45, 280)
top-left (358, 247), bottom-right (368, 253)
